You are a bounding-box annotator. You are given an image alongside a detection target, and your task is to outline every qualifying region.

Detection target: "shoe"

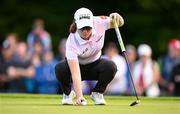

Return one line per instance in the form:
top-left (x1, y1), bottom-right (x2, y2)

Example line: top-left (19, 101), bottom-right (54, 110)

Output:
top-left (62, 90), bottom-right (76, 105)
top-left (90, 92), bottom-right (106, 105)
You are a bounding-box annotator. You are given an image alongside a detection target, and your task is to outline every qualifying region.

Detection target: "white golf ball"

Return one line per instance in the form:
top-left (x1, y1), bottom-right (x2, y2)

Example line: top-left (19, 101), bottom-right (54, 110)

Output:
top-left (81, 100), bottom-right (87, 106)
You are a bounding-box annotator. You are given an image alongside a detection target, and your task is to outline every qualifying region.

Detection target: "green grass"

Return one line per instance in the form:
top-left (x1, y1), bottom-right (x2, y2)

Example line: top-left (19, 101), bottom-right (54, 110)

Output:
top-left (0, 93), bottom-right (180, 114)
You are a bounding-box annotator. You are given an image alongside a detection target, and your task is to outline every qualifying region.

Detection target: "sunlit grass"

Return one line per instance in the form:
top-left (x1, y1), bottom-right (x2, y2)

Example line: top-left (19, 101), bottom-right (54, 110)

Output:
top-left (0, 93), bottom-right (180, 114)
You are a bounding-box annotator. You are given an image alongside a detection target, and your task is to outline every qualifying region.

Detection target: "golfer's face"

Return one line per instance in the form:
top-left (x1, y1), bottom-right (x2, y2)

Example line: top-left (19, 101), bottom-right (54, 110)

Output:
top-left (78, 26), bottom-right (92, 40)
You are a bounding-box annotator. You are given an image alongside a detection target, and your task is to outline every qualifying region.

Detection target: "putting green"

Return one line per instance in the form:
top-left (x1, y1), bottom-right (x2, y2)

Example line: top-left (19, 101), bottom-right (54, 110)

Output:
top-left (0, 93), bottom-right (180, 114)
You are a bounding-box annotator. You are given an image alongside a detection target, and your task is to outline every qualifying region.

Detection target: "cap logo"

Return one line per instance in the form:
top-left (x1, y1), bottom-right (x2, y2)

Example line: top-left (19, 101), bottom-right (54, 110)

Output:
top-left (79, 14), bottom-right (90, 20)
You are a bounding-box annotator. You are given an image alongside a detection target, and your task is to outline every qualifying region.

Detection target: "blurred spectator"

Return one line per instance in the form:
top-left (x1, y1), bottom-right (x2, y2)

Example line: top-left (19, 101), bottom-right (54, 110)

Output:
top-left (103, 42), bottom-right (127, 95)
top-left (56, 38), bottom-right (67, 61)
top-left (169, 40), bottom-right (180, 96)
top-left (5, 33), bottom-right (19, 55)
top-left (0, 40), bottom-right (14, 92)
top-left (34, 51), bottom-right (59, 94)
top-left (133, 44), bottom-right (160, 97)
top-left (31, 37), bottom-right (44, 67)
top-left (169, 63), bottom-right (180, 96)
top-left (125, 44), bottom-right (137, 95)
top-left (7, 41), bottom-right (35, 93)
top-left (158, 38), bottom-right (180, 96)
top-left (27, 18), bottom-right (52, 57)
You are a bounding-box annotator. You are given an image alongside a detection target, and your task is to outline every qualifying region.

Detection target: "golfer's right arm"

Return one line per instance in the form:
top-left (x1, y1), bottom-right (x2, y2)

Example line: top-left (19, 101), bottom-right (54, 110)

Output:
top-left (67, 59), bottom-right (84, 104)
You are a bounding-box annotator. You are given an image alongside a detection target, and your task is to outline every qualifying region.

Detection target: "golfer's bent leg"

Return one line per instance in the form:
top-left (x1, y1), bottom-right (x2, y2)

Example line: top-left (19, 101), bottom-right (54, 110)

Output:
top-left (55, 60), bottom-right (72, 95)
top-left (93, 59), bottom-right (117, 93)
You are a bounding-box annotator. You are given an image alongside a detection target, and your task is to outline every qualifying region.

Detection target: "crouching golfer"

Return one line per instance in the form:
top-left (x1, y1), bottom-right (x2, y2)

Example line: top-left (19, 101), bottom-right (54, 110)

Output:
top-left (55, 7), bottom-right (124, 105)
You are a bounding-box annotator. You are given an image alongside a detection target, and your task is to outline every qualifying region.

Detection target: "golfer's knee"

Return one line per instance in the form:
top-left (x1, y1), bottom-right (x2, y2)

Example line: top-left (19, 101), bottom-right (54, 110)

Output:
top-left (105, 61), bottom-right (117, 75)
top-left (101, 61), bottom-right (117, 82)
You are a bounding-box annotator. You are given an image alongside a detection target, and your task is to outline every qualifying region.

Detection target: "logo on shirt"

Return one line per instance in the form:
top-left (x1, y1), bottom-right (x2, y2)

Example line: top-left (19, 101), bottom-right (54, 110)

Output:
top-left (96, 35), bottom-right (103, 42)
top-left (82, 48), bottom-right (88, 55)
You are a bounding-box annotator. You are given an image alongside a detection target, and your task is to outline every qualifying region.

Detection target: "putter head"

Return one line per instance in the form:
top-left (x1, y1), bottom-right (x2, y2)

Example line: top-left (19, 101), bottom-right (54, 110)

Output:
top-left (130, 100), bottom-right (140, 106)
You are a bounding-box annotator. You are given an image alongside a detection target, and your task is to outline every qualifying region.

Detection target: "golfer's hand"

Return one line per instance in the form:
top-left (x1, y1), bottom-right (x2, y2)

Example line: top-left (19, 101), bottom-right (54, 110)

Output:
top-left (75, 96), bottom-right (87, 106)
top-left (110, 13), bottom-right (124, 27)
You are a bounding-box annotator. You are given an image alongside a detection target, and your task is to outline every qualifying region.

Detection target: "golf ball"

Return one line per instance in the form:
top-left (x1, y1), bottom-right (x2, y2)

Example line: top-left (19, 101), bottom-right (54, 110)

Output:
top-left (81, 100), bottom-right (87, 105)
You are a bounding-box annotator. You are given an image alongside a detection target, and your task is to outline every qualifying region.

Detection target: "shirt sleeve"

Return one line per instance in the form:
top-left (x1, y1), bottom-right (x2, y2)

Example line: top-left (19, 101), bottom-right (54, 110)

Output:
top-left (95, 16), bottom-right (111, 30)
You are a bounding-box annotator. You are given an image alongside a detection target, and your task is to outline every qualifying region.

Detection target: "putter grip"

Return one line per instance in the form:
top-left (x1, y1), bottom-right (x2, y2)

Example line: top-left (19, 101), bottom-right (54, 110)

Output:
top-left (113, 21), bottom-right (126, 52)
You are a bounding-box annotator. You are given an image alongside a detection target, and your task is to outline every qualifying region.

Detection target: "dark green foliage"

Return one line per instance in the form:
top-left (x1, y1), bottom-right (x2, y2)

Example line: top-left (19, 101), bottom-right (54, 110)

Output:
top-left (0, 0), bottom-right (180, 58)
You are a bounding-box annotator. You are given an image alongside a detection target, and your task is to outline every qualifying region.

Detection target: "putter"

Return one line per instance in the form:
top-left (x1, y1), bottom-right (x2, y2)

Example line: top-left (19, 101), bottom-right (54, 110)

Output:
top-left (113, 20), bottom-right (140, 106)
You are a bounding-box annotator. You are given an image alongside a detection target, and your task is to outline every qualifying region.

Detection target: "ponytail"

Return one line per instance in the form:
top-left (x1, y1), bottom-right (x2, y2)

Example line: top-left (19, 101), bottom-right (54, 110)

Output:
top-left (69, 21), bottom-right (77, 33)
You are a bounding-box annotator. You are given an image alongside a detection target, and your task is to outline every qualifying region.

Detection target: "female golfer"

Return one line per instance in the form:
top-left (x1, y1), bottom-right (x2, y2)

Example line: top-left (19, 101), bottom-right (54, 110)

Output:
top-left (55, 7), bottom-right (124, 105)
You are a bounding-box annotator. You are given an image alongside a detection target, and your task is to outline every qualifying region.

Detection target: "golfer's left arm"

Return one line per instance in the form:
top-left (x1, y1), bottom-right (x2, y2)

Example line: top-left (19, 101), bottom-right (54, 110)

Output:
top-left (109, 13), bottom-right (124, 28)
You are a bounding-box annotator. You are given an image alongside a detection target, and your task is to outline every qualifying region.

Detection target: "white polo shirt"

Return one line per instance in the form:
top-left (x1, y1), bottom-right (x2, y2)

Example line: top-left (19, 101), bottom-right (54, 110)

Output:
top-left (66, 16), bottom-right (111, 65)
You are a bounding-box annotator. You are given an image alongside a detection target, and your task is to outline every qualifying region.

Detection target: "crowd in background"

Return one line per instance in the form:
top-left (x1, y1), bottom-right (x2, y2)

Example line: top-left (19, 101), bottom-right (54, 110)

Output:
top-left (0, 18), bottom-right (180, 97)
